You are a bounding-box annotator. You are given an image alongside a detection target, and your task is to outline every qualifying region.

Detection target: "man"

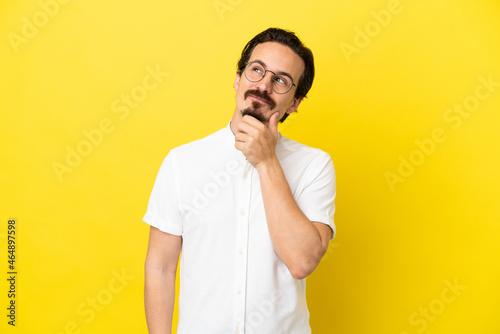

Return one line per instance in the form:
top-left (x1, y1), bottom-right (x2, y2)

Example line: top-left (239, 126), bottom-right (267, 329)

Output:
top-left (143, 27), bottom-right (336, 334)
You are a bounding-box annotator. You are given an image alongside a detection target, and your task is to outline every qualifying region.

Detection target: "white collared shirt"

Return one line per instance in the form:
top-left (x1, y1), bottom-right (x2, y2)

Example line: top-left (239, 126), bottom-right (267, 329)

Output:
top-left (143, 122), bottom-right (336, 334)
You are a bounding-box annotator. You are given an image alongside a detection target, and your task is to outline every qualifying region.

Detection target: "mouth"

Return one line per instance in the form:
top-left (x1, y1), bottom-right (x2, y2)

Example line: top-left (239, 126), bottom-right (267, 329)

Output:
top-left (249, 94), bottom-right (270, 105)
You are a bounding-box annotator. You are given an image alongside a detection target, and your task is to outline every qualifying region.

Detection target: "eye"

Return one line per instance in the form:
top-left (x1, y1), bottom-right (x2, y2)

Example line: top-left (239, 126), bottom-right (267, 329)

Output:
top-left (274, 75), bottom-right (288, 85)
top-left (250, 64), bottom-right (263, 73)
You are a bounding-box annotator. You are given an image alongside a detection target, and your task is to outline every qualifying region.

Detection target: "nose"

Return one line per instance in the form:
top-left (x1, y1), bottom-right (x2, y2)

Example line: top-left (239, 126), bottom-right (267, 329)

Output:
top-left (256, 71), bottom-right (273, 94)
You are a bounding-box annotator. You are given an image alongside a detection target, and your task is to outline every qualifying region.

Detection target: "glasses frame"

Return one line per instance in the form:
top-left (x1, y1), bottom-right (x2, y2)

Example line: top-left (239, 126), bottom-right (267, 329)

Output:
top-left (242, 61), bottom-right (296, 95)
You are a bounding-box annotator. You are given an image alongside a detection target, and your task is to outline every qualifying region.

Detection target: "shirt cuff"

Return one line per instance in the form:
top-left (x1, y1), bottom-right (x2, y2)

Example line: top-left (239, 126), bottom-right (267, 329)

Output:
top-left (143, 212), bottom-right (183, 236)
top-left (309, 215), bottom-right (336, 240)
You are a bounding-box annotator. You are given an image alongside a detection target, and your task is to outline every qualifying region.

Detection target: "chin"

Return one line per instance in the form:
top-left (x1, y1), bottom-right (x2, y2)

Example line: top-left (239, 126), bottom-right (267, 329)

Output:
top-left (241, 108), bottom-right (267, 123)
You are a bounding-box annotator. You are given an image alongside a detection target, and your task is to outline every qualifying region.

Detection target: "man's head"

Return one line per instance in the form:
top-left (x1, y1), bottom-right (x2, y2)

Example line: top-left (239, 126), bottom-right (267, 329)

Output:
top-left (233, 28), bottom-right (315, 124)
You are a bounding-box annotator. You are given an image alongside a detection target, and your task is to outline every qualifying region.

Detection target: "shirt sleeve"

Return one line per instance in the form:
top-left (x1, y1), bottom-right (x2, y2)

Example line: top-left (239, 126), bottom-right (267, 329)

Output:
top-left (296, 152), bottom-right (336, 240)
top-left (143, 150), bottom-right (183, 236)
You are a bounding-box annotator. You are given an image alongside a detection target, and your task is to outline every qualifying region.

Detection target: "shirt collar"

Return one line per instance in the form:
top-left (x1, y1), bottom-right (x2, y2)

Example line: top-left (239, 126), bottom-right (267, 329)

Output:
top-left (224, 121), bottom-right (246, 162)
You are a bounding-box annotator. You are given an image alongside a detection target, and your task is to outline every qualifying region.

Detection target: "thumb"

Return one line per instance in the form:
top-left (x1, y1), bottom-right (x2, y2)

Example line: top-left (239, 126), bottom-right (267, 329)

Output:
top-left (268, 112), bottom-right (280, 135)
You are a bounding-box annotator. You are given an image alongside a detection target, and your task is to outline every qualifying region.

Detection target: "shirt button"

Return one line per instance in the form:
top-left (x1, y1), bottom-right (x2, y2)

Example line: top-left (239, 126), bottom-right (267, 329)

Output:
top-left (237, 289), bottom-right (242, 295)
top-left (240, 210), bottom-right (246, 216)
top-left (238, 249), bottom-right (243, 255)
top-left (236, 329), bottom-right (240, 334)
top-left (243, 173), bottom-right (248, 179)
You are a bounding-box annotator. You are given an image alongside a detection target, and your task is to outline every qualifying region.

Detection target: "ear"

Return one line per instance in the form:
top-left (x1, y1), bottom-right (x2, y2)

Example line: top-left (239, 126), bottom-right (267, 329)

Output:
top-left (285, 97), bottom-right (304, 115)
top-left (234, 70), bottom-right (242, 92)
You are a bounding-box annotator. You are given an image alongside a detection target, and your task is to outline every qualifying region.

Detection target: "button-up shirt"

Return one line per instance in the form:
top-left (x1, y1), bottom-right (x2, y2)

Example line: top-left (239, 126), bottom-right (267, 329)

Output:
top-left (143, 122), bottom-right (336, 334)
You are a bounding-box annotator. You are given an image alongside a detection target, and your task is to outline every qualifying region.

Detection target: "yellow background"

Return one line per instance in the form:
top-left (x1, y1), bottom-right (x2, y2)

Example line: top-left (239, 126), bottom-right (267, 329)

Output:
top-left (1, 0), bottom-right (499, 333)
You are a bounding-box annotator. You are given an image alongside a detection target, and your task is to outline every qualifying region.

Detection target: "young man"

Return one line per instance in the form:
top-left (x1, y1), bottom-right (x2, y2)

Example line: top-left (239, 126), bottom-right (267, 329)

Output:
top-left (144, 28), bottom-right (336, 334)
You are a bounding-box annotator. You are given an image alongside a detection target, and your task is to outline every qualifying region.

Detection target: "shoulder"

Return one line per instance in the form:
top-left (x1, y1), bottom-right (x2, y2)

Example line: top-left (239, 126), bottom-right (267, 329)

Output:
top-left (277, 135), bottom-right (333, 165)
top-left (168, 127), bottom-right (230, 160)
top-left (175, 127), bottom-right (227, 152)
top-left (277, 135), bottom-right (335, 186)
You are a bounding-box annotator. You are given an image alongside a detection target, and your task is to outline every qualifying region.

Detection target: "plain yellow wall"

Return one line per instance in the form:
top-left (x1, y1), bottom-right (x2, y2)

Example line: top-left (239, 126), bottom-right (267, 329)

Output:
top-left (1, 0), bottom-right (499, 333)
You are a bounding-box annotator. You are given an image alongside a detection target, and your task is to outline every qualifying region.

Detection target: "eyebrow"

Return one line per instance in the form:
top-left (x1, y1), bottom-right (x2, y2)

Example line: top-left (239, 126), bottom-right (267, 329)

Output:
top-left (251, 59), bottom-right (295, 81)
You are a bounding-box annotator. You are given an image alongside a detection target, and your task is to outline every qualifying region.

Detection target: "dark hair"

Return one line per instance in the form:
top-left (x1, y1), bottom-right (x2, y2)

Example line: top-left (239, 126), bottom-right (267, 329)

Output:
top-left (237, 28), bottom-right (315, 122)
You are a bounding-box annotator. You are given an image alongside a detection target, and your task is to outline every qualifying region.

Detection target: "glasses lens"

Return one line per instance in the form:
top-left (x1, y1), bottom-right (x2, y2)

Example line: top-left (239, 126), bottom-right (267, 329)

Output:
top-left (245, 63), bottom-right (264, 82)
top-left (272, 74), bottom-right (292, 94)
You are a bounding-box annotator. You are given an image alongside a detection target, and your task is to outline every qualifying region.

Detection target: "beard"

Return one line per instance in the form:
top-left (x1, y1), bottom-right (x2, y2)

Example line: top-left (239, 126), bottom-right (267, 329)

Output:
top-left (240, 89), bottom-right (277, 123)
top-left (241, 101), bottom-right (267, 123)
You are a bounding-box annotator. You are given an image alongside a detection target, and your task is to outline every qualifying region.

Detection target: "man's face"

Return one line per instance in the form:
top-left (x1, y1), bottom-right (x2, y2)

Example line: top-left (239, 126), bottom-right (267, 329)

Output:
top-left (234, 42), bottom-right (305, 125)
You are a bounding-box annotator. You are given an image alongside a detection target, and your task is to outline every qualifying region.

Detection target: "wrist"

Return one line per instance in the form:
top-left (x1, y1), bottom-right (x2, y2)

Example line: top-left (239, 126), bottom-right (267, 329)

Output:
top-left (255, 156), bottom-right (281, 175)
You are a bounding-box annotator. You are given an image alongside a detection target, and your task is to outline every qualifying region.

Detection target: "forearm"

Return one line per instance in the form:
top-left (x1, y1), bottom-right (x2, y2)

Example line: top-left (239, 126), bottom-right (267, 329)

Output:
top-left (144, 267), bottom-right (176, 334)
top-left (257, 158), bottom-right (329, 279)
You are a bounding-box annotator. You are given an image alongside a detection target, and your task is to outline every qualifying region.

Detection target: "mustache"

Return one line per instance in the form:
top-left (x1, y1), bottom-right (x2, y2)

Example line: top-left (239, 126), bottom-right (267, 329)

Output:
top-left (244, 89), bottom-right (276, 109)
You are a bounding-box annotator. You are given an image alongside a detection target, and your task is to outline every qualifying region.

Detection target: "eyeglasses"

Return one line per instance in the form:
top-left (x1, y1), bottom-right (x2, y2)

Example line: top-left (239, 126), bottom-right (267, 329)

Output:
top-left (242, 61), bottom-right (296, 94)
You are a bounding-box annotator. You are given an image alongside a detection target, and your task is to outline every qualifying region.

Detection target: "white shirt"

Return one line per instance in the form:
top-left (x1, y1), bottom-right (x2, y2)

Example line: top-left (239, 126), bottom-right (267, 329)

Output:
top-left (143, 122), bottom-right (336, 334)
